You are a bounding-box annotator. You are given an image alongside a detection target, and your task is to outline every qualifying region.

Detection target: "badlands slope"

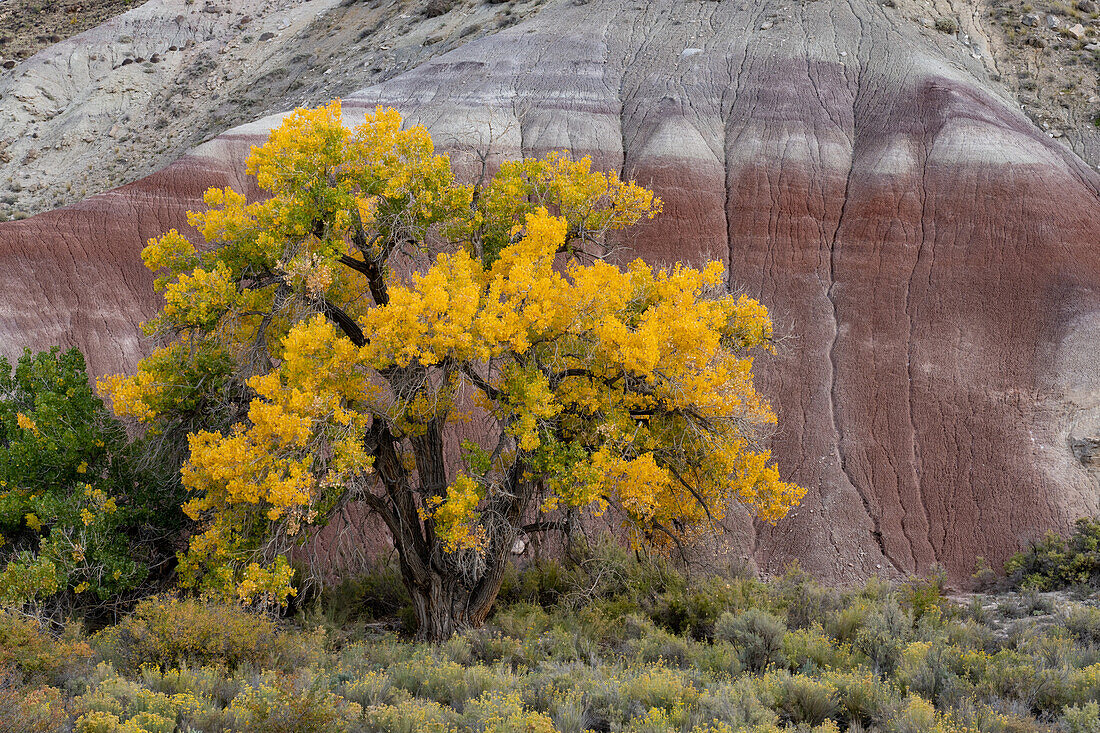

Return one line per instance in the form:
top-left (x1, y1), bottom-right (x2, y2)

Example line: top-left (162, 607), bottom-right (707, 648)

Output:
top-left (2, 0), bottom-right (1100, 583)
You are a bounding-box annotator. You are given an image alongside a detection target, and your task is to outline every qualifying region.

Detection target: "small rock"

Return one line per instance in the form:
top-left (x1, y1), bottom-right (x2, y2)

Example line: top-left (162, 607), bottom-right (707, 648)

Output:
top-left (1077, 0), bottom-right (1096, 12)
top-left (120, 57), bottom-right (134, 66)
top-left (1046, 14), bottom-right (1060, 28)
top-left (681, 47), bottom-right (703, 57)
top-left (1072, 436), bottom-right (1100, 466)
top-left (1051, 129), bottom-right (1064, 137)
top-left (277, 18), bottom-right (291, 30)
top-left (238, 14), bottom-right (252, 25)
top-left (259, 32), bottom-right (275, 41)
top-left (1085, 42), bottom-right (1100, 51)
top-left (425, 0), bottom-right (456, 16)
top-left (202, 3), bottom-right (221, 13)
top-left (1, 60), bottom-right (15, 70)
top-left (1068, 23), bottom-right (1087, 38)
top-left (760, 20), bottom-right (773, 29)
top-left (1021, 12), bottom-right (1040, 26)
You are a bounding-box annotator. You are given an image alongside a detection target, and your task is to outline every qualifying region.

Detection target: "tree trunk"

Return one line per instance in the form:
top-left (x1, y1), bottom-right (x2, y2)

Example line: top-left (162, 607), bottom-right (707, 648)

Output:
top-left (409, 572), bottom-right (466, 641)
top-left (407, 551), bottom-right (512, 641)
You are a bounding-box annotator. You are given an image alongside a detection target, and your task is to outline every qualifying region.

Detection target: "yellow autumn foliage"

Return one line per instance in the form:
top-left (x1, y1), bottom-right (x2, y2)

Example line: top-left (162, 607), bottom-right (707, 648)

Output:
top-left (102, 100), bottom-right (803, 620)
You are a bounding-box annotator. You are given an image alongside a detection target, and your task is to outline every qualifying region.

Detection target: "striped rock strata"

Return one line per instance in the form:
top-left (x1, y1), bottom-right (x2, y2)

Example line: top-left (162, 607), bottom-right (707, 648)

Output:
top-left (3, 0), bottom-right (1100, 583)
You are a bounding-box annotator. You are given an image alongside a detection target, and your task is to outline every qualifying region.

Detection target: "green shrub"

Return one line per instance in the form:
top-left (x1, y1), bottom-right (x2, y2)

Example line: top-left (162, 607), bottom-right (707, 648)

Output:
top-left (770, 672), bottom-right (839, 726)
top-left (850, 597), bottom-right (913, 675)
top-left (0, 347), bottom-right (184, 614)
top-left (1064, 606), bottom-right (1100, 646)
top-left (93, 596), bottom-right (284, 672)
top-left (227, 671), bottom-right (360, 733)
top-left (899, 568), bottom-right (948, 622)
top-left (625, 617), bottom-right (699, 668)
top-left (74, 662), bottom-right (216, 733)
top-left (825, 669), bottom-right (902, 728)
top-left (388, 655), bottom-right (502, 707)
top-left (363, 697), bottom-right (458, 733)
top-left (626, 665), bottom-right (699, 710)
top-left (714, 608), bottom-right (787, 673)
top-left (934, 16), bottom-right (959, 33)
top-left (1005, 519), bottom-right (1100, 591)
top-left (770, 563), bottom-right (842, 630)
top-left (1063, 701), bottom-right (1100, 733)
top-left (783, 625), bottom-right (853, 672)
top-left (498, 559), bottom-right (574, 607)
top-left (316, 559), bottom-right (411, 626)
top-left (885, 695), bottom-right (937, 733)
top-left (653, 575), bottom-right (756, 638)
top-left (693, 677), bottom-right (778, 729)
top-left (462, 690), bottom-right (556, 733)
top-left (338, 670), bottom-right (394, 707)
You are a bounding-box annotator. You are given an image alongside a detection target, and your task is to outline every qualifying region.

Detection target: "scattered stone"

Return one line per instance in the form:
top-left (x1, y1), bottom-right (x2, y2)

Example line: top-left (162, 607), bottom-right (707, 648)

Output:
top-left (202, 3), bottom-right (222, 13)
top-left (1068, 23), bottom-right (1087, 39)
top-left (259, 32), bottom-right (275, 41)
top-left (1077, 0), bottom-right (1096, 12)
top-left (120, 57), bottom-right (133, 66)
top-left (238, 15), bottom-right (252, 26)
top-left (1022, 13), bottom-right (1040, 26)
top-left (760, 20), bottom-right (773, 29)
top-left (1, 61), bottom-right (15, 70)
top-left (277, 18), bottom-right (291, 30)
top-left (1047, 14), bottom-right (1060, 28)
top-left (425, 0), bottom-right (457, 17)
top-left (1086, 42), bottom-right (1100, 51)
top-left (1071, 437), bottom-right (1100, 466)
top-left (681, 47), bottom-right (703, 57)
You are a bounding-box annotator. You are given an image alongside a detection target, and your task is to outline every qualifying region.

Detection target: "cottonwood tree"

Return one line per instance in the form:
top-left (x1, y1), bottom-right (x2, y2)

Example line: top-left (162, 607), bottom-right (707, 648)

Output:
top-left (103, 102), bottom-right (805, 640)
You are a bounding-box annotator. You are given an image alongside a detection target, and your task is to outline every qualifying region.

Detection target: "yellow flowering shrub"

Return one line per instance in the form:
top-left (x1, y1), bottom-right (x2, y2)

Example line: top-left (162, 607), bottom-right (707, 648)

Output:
top-left (102, 101), bottom-right (802, 637)
top-left (93, 596), bottom-right (281, 673)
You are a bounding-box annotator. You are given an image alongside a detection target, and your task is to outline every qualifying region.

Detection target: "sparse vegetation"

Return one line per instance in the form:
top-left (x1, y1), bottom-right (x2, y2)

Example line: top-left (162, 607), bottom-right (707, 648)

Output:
top-left (934, 16), bottom-right (959, 33)
top-left (3, 542), bottom-right (1100, 731)
top-left (1005, 517), bottom-right (1100, 591)
top-left (0, 0), bottom-right (150, 64)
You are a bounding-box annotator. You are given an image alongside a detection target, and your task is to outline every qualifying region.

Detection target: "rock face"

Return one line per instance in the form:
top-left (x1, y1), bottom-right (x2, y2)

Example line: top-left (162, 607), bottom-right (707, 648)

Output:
top-left (0, 0), bottom-right (553, 218)
top-left (3, 0), bottom-right (1100, 584)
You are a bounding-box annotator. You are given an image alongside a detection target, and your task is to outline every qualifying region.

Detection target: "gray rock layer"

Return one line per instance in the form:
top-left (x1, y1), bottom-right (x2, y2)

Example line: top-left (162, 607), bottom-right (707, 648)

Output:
top-left (3, 0), bottom-right (1100, 583)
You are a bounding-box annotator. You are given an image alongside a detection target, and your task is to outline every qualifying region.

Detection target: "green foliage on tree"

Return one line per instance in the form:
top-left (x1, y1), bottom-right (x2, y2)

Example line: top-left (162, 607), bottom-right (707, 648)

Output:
top-left (0, 347), bottom-right (184, 617)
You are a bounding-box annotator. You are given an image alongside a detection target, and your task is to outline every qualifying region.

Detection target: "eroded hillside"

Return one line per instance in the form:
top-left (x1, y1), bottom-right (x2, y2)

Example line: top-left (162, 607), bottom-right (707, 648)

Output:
top-left (0, 0), bottom-right (552, 219)
top-left (3, 0), bottom-right (1099, 585)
